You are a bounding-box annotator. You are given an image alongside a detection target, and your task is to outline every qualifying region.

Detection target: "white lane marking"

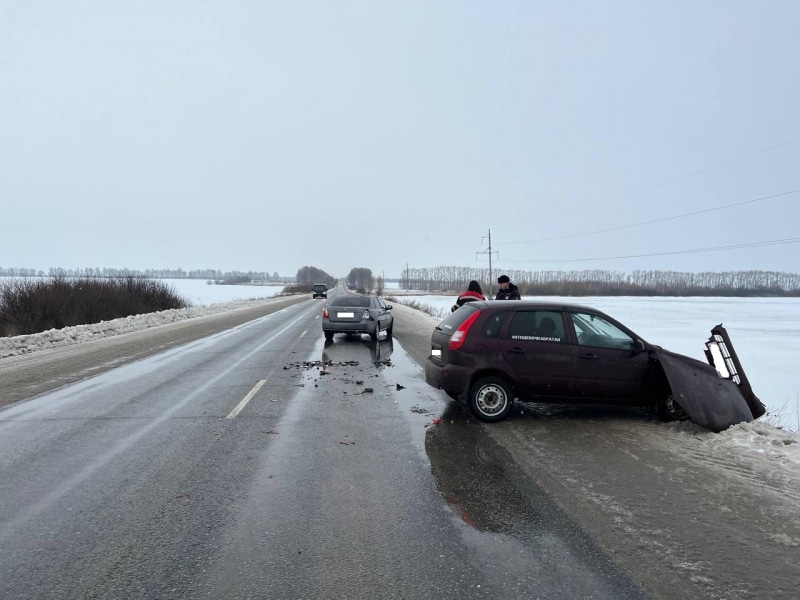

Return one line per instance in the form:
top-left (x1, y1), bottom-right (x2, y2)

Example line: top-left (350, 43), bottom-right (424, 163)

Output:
top-left (227, 379), bottom-right (267, 419)
top-left (0, 308), bottom-right (315, 538)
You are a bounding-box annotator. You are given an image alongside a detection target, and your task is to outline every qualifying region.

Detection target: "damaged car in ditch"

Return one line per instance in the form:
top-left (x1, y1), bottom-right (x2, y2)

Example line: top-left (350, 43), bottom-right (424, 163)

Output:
top-left (424, 300), bottom-right (764, 432)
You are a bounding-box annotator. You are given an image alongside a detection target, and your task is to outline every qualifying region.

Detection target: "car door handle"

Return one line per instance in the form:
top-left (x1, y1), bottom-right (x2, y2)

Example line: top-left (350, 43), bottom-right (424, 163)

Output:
top-left (506, 348), bottom-right (525, 354)
top-left (580, 353), bottom-right (598, 360)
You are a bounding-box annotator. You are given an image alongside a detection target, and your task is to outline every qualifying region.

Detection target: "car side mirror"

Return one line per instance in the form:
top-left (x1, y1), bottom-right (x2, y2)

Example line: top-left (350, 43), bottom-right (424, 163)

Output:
top-left (633, 339), bottom-right (645, 354)
top-left (386, 305), bottom-right (393, 310)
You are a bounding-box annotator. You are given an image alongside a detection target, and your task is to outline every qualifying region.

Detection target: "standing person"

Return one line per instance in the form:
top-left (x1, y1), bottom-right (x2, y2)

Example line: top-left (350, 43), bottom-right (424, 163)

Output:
top-left (495, 275), bottom-right (521, 300)
top-left (451, 280), bottom-right (486, 311)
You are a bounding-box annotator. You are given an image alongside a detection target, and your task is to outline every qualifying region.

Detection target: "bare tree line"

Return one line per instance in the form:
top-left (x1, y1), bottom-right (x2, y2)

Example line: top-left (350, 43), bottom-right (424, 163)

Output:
top-left (0, 267), bottom-right (286, 281)
top-left (400, 267), bottom-right (800, 296)
top-left (295, 266), bottom-right (335, 286)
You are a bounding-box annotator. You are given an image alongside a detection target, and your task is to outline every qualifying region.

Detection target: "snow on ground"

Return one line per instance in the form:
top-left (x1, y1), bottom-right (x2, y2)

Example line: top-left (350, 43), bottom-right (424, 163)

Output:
top-left (1, 282), bottom-right (798, 465)
top-left (161, 279), bottom-right (285, 305)
top-left (0, 297), bottom-right (289, 359)
top-left (0, 279), bottom-right (288, 359)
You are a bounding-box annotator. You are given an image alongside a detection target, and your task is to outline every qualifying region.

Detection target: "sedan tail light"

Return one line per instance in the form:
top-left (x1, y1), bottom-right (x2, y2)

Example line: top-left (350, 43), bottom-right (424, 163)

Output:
top-left (449, 310), bottom-right (481, 351)
top-left (363, 309), bottom-right (371, 319)
top-left (322, 308), bottom-right (329, 319)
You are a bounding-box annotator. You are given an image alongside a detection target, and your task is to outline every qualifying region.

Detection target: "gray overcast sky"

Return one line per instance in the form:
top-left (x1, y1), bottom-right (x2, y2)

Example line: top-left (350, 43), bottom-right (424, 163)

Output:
top-left (2, 1), bottom-right (799, 279)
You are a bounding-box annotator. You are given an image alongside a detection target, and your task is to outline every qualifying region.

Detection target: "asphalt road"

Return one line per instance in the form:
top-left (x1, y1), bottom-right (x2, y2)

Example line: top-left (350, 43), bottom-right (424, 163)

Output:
top-left (1, 296), bottom-right (798, 599)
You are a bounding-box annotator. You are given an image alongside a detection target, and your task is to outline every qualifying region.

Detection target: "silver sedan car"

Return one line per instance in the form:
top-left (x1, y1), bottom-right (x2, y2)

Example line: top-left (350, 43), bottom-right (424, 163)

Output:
top-left (322, 294), bottom-right (393, 341)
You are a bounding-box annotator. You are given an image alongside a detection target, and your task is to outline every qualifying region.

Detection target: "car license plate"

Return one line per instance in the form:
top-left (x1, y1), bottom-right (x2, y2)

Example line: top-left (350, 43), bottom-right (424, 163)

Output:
top-left (337, 312), bottom-right (355, 318)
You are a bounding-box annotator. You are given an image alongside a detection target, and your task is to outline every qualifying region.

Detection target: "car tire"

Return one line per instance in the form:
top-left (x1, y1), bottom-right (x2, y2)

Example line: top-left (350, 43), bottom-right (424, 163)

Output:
top-left (657, 392), bottom-right (688, 421)
top-left (468, 376), bottom-right (514, 422)
top-left (324, 331), bottom-right (334, 341)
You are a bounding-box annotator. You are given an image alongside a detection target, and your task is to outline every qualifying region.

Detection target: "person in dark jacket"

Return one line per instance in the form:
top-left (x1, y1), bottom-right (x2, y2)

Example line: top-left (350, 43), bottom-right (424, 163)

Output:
top-left (451, 280), bottom-right (486, 312)
top-left (495, 274), bottom-right (521, 300)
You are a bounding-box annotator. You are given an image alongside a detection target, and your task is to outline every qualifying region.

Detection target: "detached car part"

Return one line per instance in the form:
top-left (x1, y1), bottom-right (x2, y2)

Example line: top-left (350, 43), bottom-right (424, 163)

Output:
top-left (652, 324), bottom-right (764, 432)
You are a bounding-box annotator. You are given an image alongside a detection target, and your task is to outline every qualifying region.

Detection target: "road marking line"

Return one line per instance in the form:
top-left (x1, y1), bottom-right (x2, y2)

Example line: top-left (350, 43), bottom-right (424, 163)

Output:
top-left (227, 379), bottom-right (267, 419)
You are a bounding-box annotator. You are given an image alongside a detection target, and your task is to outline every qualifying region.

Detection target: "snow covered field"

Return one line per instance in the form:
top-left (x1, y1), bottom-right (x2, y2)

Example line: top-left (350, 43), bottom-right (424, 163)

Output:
top-left (160, 278), bottom-right (285, 305)
top-left (390, 293), bottom-right (800, 432)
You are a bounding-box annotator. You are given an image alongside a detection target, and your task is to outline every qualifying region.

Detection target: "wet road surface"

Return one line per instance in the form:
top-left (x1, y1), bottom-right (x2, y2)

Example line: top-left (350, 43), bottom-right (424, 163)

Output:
top-left (204, 335), bottom-right (643, 599)
top-left (0, 298), bottom-right (644, 599)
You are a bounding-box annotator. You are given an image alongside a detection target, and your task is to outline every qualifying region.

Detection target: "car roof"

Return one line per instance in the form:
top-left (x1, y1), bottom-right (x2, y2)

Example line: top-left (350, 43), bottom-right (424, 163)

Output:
top-left (467, 300), bottom-right (602, 313)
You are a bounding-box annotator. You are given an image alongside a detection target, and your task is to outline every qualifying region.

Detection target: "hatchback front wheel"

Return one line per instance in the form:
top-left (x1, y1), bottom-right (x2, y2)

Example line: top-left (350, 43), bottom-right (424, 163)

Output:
top-left (657, 392), bottom-right (688, 421)
top-left (468, 376), bottom-right (514, 422)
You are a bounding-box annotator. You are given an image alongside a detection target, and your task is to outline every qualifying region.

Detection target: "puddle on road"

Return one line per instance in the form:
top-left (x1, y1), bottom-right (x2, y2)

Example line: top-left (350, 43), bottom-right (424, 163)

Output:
top-left (283, 333), bottom-right (447, 454)
top-left (274, 332), bottom-right (646, 596)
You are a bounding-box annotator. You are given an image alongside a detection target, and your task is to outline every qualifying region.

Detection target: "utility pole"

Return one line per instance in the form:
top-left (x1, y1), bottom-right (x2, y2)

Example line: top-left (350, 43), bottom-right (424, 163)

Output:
top-left (476, 229), bottom-right (499, 298)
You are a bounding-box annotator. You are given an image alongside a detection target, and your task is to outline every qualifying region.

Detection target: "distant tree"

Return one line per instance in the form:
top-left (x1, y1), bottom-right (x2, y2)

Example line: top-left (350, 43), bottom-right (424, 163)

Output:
top-left (295, 266), bottom-right (335, 287)
top-left (347, 268), bottom-right (374, 291)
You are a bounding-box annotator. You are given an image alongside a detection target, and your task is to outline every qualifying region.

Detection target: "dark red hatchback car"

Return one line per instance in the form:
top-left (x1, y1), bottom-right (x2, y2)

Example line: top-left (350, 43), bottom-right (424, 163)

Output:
top-left (425, 300), bottom-right (685, 423)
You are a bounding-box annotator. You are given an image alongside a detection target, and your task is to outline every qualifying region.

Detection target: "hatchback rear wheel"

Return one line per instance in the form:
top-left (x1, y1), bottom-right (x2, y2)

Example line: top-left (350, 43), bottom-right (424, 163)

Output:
top-left (468, 376), bottom-right (514, 422)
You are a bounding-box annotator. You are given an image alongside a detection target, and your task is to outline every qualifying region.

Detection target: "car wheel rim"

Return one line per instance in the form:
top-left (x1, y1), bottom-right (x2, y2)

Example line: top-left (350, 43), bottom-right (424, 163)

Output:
top-left (665, 394), bottom-right (687, 420)
top-left (475, 384), bottom-right (507, 416)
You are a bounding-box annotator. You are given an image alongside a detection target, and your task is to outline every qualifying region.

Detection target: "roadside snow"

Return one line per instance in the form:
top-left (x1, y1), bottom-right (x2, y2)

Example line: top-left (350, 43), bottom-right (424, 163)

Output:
top-left (665, 419), bottom-right (800, 468)
top-left (0, 297), bottom-right (289, 359)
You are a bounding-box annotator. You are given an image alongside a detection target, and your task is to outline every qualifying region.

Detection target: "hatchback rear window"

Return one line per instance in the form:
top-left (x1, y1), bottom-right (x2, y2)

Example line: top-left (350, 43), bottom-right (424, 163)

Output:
top-left (331, 295), bottom-right (371, 308)
top-left (437, 304), bottom-right (480, 333)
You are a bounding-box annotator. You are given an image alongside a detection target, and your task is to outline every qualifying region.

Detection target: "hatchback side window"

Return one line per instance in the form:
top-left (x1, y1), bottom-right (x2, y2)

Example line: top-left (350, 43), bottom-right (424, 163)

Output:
top-left (506, 310), bottom-right (565, 343)
top-left (570, 312), bottom-right (634, 351)
top-left (483, 310), bottom-right (509, 338)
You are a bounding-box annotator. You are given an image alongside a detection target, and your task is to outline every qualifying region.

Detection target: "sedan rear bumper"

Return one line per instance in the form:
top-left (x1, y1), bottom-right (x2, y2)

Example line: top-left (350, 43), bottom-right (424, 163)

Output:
top-left (322, 321), bottom-right (377, 335)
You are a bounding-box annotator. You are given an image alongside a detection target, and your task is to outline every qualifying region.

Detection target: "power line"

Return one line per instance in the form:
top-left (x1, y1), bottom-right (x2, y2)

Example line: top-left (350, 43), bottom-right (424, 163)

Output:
top-left (497, 189), bottom-right (800, 246)
top-left (562, 135), bottom-right (800, 214)
top-left (450, 242), bottom-right (485, 263)
top-left (499, 237), bottom-right (800, 264)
